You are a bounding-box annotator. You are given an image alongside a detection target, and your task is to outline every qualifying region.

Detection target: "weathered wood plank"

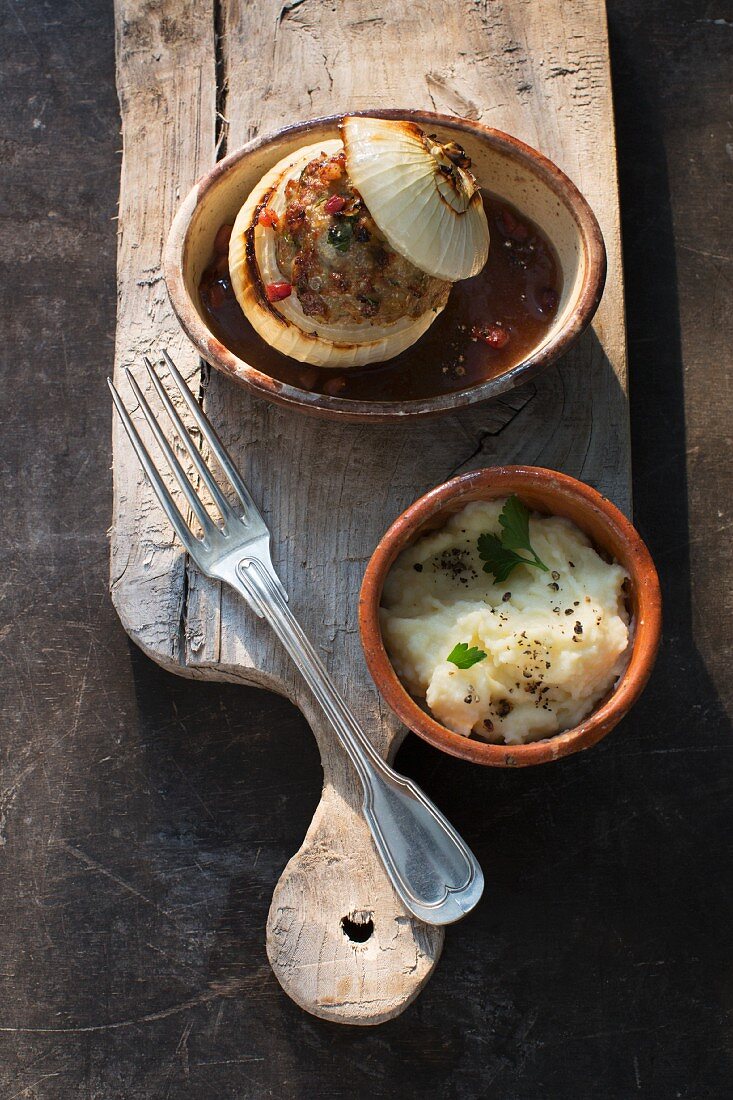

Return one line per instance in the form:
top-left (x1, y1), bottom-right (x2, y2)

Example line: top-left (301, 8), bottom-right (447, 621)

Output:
top-left (111, 0), bottom-right (629, 1023)
top-left (110, 0), bottom-right (216, 664)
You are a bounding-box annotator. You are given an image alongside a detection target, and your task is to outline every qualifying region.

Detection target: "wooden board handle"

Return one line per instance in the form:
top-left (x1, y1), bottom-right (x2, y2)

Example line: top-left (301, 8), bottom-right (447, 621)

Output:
top-left (112, 0), bottom-right (630, 1029)
top-left (266, 778), bottom-right (444, 1025)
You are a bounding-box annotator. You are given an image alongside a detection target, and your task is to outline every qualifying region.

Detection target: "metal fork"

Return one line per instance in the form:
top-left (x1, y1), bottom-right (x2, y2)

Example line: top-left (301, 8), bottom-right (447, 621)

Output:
top-left (109, 352), bottom-right (484, 925)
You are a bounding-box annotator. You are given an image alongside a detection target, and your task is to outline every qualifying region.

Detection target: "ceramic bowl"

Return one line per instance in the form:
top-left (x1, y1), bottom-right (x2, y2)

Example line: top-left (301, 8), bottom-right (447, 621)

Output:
top-left (164, 110), bottom-right (606, 423)
top-left (359, 467), bottom-right (662, 766)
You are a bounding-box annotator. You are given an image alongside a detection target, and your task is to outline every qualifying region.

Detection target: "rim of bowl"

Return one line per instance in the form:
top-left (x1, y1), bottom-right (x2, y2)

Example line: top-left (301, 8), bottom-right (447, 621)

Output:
top-left (358, 466), bottom-right (662, 766)
top-left (164, 109), bottom-right (607, 423)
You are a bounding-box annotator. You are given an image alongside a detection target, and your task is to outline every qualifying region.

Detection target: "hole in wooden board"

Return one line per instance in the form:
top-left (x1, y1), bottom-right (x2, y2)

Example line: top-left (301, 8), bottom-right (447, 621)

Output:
top-left (341, 911), bottom-right (374, 943)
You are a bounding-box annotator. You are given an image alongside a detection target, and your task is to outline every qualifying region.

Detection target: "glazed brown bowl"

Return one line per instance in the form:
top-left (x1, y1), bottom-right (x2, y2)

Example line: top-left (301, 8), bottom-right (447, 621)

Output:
top-left (359, 467), bottom-right (662, 766)
top-left (164, 109), bottom-right (606, 423)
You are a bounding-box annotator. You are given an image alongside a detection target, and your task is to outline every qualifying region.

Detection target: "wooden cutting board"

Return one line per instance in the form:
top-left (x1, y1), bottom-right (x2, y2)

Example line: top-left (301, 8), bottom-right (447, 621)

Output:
top-left (111, 0), bottom-right (629, 1024)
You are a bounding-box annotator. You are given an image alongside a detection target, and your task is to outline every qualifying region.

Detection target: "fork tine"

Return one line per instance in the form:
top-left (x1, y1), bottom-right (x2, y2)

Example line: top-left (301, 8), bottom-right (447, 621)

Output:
top-left (124, 369), bottom-right (217, 541)
top-left (142, 357), bottom-right (237, 527)
top-left (108, 378), bottom-right (197, 556)
top-left (161, 351), bottom-right (261, 521)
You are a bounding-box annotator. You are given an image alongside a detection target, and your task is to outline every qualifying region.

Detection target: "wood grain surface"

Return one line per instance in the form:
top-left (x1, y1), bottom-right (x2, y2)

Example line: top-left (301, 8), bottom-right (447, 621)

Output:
top-left (1, 0), bottom-right (732, 1092)
top-left (110, 0), bottom-right (630, 1022)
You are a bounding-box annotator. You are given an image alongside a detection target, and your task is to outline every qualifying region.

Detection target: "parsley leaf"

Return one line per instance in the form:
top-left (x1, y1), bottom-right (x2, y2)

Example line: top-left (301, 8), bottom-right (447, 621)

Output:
top-left (478, 496), bottom-right (548, 583)
top-left (477, 533), bottom-right (532, 583)
top-left (447, 642), bottom-right (487, 669)
top-left (499, 493), bottom-right (533, 552)
top-left (328, 220), bottom-right (353, 253)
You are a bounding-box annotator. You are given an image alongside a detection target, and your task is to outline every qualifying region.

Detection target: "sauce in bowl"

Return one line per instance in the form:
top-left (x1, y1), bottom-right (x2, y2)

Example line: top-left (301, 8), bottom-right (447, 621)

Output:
top-left (198, 193), bottom-right (561, 402)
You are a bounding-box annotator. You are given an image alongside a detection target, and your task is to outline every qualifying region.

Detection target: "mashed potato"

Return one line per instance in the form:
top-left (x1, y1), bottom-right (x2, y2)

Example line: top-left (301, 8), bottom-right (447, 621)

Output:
top-left (380, 500), bottom-right (630, 745)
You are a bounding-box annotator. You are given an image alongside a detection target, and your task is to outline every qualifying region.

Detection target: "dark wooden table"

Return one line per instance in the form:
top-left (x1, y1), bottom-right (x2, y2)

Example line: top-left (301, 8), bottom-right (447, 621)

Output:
top-left (1, 1), bottom-right (731, 1096)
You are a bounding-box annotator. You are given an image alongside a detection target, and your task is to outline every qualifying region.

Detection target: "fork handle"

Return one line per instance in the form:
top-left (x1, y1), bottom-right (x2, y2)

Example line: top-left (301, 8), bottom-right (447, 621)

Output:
top-left (233, 558), bottom-right (483, 926)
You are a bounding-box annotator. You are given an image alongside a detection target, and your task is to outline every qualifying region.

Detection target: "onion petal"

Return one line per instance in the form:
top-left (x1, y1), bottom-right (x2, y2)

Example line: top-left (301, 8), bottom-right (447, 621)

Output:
top-left (341, 116), bottom-right (490, 281)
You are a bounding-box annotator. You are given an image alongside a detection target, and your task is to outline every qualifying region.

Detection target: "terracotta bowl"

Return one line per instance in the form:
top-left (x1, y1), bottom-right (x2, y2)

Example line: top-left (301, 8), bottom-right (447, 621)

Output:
top-left (359, 467), bottom-right (662, 766)
top-left (164, 109), bottom-right (606, 423)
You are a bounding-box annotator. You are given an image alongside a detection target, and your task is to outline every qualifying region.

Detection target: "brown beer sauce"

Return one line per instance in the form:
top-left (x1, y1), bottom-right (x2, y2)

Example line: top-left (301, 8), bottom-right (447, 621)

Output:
top-left (198, 194), bottom-right (561, 402)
